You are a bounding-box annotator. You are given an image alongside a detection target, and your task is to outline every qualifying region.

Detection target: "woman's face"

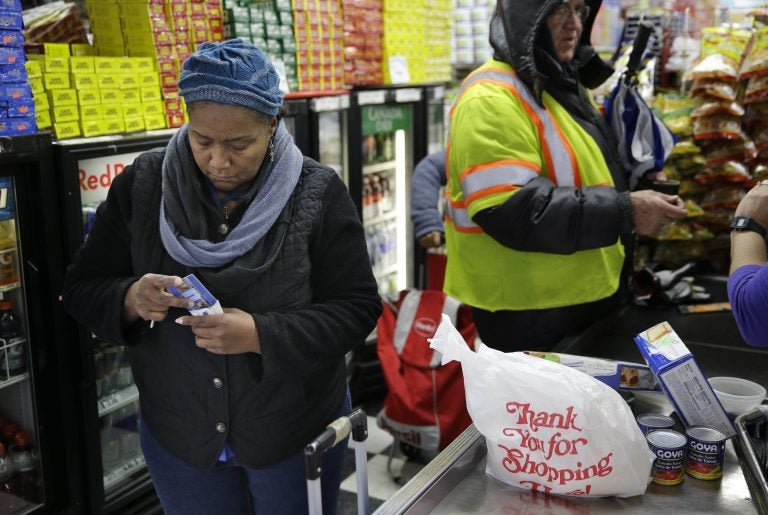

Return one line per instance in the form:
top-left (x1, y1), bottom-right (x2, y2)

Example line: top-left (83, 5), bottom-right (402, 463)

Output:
top-left (187, 102), bottom-right (276, 193)
top-left (546, 0), bottom-right (587, 63)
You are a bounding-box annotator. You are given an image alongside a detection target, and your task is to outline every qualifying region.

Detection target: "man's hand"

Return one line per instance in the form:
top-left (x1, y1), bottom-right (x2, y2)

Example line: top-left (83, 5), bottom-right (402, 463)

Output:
top-left (175, 308), bottom-right (260, 355)
top-left (418, 231), bottom-right (444, 249)
top-left (630, 189), bottom-right (688, 236)
top-left (124, 274), bottom-right (192, 324)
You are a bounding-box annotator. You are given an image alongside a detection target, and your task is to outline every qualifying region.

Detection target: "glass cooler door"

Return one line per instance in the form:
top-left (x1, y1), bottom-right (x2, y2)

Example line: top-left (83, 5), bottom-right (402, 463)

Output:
top-left (310, 93), bottom-right (350, 185)
top-left (0, 176), bottom-right (44, 513)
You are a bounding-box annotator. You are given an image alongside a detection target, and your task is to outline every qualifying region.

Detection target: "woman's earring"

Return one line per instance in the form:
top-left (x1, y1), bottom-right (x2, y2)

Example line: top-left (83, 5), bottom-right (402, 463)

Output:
top-left (269, 135), bottom-right (275, 162)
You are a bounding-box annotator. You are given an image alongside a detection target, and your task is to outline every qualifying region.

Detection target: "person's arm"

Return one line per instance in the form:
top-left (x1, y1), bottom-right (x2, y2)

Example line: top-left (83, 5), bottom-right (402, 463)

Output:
top-left (727, 182), bottom-right (768, 346)
top-left (61, 165), bottom-right (146, 346)
top-left (254, 172), bottom-right (382, 379)
top-left (411, 149), bottom-right (447, 245)
top-left (450, 94), bottom-right (686, 255)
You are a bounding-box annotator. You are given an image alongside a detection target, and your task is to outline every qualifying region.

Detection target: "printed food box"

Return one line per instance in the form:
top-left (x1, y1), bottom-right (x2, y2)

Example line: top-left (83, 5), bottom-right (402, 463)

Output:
top-left (634, 321), bottom-right (735, 438)
top-left (166, 274), bottom-right (223, 316)
top-left (525, 352), bottom-right (661, 391)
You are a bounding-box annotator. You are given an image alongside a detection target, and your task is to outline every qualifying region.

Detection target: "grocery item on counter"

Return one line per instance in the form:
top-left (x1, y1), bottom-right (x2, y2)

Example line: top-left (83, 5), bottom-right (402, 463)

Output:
top-left (647, 429), bottom-right (687, 486)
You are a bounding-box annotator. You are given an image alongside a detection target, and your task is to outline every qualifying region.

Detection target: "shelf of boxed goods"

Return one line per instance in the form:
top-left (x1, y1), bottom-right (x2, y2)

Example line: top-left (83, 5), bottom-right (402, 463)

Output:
top-left (97, 383), bottom-right (139, 419)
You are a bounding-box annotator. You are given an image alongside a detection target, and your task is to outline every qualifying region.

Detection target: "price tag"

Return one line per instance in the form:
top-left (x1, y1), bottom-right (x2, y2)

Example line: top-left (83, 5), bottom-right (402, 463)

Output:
top-left (311, 96), bottom-right (341, 112)
top-left (357, 90), bottom-right (386, 105)
top-left (388, 56), bottom-right (410, 84)
top-left (99, 395), bottom-right (119, 413)
top-left (395, 88), bottom-right (422, 103)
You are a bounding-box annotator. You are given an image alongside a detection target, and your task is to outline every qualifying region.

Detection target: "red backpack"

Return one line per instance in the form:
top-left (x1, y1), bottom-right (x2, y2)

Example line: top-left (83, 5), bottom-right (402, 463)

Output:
top-left (376, 289), bottom-right (476, 457)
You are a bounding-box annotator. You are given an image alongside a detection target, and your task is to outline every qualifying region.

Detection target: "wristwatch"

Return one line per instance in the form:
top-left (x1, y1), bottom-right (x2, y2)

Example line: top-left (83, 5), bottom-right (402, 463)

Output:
top-left (730, 215), bottom-right (767, 237)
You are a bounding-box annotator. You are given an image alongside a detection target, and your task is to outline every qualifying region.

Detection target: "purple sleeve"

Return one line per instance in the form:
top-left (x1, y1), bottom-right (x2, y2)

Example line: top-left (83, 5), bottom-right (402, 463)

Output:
top-left (728, 264), bottom-right (768, 347)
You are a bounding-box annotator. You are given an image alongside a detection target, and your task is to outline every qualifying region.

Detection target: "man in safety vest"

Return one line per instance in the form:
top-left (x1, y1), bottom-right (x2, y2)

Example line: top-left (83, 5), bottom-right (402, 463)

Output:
top-left (445, 0), bottom-right (687, 352)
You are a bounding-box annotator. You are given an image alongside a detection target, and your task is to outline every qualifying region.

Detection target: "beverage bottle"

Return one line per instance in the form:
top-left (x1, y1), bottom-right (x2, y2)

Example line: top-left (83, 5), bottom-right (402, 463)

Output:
top-left (9, 430), bottom-right (39, 502)
top-left (0, 442), bottom-right (14, 495)
top-left (1, 422), bottom-right (18, 448)
top-left (0, 219), bottom-right (18, 286)
top-left (0, 300), bottom-right (25, 379)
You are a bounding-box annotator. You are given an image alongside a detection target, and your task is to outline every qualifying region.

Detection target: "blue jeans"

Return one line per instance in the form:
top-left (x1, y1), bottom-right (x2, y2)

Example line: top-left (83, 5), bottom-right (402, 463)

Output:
top-left (140, 389), bottom-right (352, 515)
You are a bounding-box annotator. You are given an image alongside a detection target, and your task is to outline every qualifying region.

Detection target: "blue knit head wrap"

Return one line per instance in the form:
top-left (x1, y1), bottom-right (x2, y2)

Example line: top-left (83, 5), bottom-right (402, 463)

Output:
top-left (178, 39), bottom-right (283, 117)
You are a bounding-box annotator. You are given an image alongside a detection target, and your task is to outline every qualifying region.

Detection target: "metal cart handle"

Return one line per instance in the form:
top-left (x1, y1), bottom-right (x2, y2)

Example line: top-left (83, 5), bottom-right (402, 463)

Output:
top-left (305, 408), bottom-right (370, 515)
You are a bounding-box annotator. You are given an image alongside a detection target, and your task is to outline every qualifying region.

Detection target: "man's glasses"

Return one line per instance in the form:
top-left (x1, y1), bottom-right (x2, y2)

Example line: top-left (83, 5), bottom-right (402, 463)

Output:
top-left (550, 3), bottom-right (591, 23)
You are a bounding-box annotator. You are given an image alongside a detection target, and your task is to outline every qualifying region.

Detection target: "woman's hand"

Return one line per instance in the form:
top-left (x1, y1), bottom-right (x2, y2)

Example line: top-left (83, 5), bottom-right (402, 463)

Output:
top-left (124, 274), bottom-right (192, 324)
top-left (175, 308), bottom-right (260, 355)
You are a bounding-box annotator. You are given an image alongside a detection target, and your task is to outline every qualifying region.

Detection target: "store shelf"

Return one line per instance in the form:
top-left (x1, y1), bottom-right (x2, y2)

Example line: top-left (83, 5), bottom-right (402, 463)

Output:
top-left (98, 384), bottom-right (139, 417)
top-left (103, 452), bottom-right (145, 490)
top-left (374, 264), bottom-right (398, 281)
top-left (363, 160), bottom-right (396, 175)
top-left (0, 371), bottom-right (29, 390)
top-left (0, 281), bottom-right (21, 294)
top-left (364, 210), bottom-right (397, 227)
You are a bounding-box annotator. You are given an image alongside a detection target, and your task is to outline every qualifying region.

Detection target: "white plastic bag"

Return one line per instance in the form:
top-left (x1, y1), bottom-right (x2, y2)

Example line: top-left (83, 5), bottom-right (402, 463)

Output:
top-left (430, 315), bottom-right (654, 497)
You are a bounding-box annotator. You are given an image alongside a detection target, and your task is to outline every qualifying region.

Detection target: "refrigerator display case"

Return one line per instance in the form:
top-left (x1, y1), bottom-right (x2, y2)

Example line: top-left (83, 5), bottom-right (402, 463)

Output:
top-left (0, 133), bottom-right (81, 514)
top-left (54, 130), bottom-right (177, 514)
top-left (346, 87), bottom-right (425, 405)
top-left (424, 84), bottom-right (447, 156)
top-left (307, 93), bottom-right (350, 185)
top-left (282, 97), bottom-right (311, 156)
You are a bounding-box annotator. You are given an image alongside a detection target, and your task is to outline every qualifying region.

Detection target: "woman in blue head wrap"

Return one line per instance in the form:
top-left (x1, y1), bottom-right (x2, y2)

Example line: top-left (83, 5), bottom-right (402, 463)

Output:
top-left (62, 40), bottom-right (381, 514)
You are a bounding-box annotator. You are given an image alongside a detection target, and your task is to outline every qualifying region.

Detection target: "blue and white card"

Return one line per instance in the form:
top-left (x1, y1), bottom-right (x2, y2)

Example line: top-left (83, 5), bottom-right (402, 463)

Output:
top-left (166, 274), bottom-right (223, 316)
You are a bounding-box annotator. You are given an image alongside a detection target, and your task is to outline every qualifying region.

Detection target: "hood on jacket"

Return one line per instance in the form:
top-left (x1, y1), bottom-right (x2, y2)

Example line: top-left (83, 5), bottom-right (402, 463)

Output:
top-left (489, 0), bottom-right (613, 101)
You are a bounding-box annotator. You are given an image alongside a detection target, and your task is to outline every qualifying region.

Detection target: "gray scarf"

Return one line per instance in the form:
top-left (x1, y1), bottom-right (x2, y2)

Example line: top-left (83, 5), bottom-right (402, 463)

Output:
top-left (159, 121), bottom-right (303, 268)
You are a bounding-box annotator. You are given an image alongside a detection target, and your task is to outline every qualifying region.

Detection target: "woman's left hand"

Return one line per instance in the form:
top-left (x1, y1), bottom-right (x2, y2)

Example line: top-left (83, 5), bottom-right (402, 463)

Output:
top-left (175, 308), bottom-right (260, 354)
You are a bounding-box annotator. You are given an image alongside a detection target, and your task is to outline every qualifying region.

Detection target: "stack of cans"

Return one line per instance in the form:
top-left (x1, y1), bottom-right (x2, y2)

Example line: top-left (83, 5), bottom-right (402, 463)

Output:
top-left (637, 414), bottom-right (726, 485)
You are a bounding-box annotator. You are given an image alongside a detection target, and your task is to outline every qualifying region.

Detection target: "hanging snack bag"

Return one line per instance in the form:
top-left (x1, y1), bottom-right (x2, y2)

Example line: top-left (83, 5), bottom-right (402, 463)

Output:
top-left (429, 315), bottom-right (654, 497)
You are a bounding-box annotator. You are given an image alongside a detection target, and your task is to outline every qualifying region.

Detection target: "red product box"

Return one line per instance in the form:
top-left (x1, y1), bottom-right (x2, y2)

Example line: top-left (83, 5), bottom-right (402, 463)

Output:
top-left (160, 72), bottom-right (179, 89)
top-left (210, 27), bottom-right (224, 41)
top-left (166, 110), bottom-right (185, 128)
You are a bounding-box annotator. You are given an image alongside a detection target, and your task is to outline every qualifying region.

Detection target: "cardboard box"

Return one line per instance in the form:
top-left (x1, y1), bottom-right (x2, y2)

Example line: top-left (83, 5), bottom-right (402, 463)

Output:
top-left (54, 120), bottom-right (81, 139)
top-left (635, 322), bottom-right (736, 438)
top-left (524, 352), bottom-right (661, 392)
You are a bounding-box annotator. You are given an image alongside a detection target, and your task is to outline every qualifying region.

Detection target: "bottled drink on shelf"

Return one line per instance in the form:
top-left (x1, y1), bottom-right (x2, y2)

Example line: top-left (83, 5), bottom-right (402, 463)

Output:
top-left (9, 430), bottom-right (39, 502)
top-left (0, 441), bottom-right (14, 495)
top-left (0, 219), bottom-right (18, 286)
top-left (1, 422), bottom-right (18, 448)
top-left (0, 299), bottom-right (26, 379)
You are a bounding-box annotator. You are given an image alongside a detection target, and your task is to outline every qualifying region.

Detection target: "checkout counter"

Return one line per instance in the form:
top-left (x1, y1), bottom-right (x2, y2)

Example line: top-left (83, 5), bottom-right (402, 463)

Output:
top-left (374, 276), bottom-right (768, 514)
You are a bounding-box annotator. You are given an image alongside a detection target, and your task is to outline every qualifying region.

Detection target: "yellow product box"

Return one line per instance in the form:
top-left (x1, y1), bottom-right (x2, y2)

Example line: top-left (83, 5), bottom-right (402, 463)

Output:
top-left (44, 55), bottom-right (69, 73)
top-left (116, 58), bottom-right (136, 73)
top-left (125, 43), bottom-right (159, 58)
top-left (33, 93), bottom-right (49, 111)
top-left (138, 72), bottom-right (160, 87)
top-left (43, 72), bottom-right (71, 90)
top-left (144, 114), bottom-right (167, 131)
top-left (87, 2), bottom-right (119, 17)
top-left (70, 56), bottom-right (95, 74)
top-left (70, 43), bottom-right (95, 57)
top-left (102, 118), bottom-right (125, 134)
top-left (140, 87), bottom-right (161, 102)
top-left (142, 101), bottom-right (164, 116)
top-left (77, 89), bottom-right (101, 106)
top-left (52, 104), bottom-right (79, 123)
top-left (98, 74), bottom-right (120, 89)
top-left (24, 60), bottom-right (42, 79)
top-left (80, 118), bottom-right (103, 138)
top-left (80, 104), bottom-right (104, 120)
top-left (121, 14), bottom-right (152, 32)
top-left (28, 77), bottom-right (44, 96)
top-left (35, 109), bottom-right (52, 129)
top-left (97, 44), bottom-right (125, 57)
top-left (119, 74), bottom-right (139, 89)
top-left (72, 73), bottom-right (98, 90)
top-left (100, 89), bottom-right (120, 103)
top-left (134, 57), bottom-right (155, 72)
top-left (124, 115), bottom-right (145, 132)
top-left (94, 57), bottom-right (118, 74)
top-left (54, 121), bottom-right (81, 139)
top-left (120, 4), bottom-right (151, 19)
top-left (48, 89), bottom-right (78, 107)
top-left (102, 104), bottom-right (123, 119)
top-left (43, 42), bottom-right (70, 57)
top-left (122, 103), bottom-right (143, 118)
top-left (91, 17), bottom-right (122, 35)
top-left (120, 89), bottom-right (141, 103)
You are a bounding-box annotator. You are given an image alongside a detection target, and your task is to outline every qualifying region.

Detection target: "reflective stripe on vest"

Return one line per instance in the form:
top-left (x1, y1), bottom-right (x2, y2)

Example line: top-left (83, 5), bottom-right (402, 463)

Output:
top-left (452, 67), bottom-right (580, 192)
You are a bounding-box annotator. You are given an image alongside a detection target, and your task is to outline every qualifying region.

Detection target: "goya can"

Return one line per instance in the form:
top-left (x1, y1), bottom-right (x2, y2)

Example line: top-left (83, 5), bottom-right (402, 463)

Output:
top-left (685, 426), bottom-right (726, 480)
top-left (637, 414), bottom-right (675, 435)
top-left (647, 429), bottom-right (687, 485)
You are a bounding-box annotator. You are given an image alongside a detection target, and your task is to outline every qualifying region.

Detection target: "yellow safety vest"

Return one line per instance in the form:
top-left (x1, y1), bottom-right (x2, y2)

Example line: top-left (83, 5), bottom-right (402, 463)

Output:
top-left (444, 59), bottom-right (625, 311)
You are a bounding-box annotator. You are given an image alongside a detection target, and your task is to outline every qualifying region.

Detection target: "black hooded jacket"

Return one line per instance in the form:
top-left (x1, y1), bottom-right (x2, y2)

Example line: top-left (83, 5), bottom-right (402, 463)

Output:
top-left (474, 0), bottom-right (636, 254)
